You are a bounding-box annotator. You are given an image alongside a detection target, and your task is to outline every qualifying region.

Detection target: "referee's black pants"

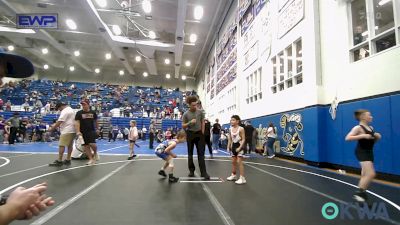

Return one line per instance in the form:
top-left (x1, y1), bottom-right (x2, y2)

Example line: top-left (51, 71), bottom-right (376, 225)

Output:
top-left (186, 130), bottom-right (208, 176)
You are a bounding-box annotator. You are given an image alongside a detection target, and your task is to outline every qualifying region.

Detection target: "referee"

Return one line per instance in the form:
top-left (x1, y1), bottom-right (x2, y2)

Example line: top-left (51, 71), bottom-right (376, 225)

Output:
top-left (182, 96), bottom-right (210, 180)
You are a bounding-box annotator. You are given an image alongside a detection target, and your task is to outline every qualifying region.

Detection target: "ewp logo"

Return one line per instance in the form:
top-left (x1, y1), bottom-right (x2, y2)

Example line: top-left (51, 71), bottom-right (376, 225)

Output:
top-left (321, 202), bottom-right (390, 220)
top-left (16, 14), bottom-right (58, 29)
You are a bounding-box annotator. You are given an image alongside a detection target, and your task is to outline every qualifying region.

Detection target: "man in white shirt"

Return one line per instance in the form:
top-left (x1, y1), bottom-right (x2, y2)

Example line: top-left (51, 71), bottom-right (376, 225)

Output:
top-left (44, 102), bottom-right (51, 114)
top-left (142, 126), bottom-right (147, 141)
top-left (174, 107), bottom-right (179, 120)
top-left (47, 102), bottom-right (76, 166)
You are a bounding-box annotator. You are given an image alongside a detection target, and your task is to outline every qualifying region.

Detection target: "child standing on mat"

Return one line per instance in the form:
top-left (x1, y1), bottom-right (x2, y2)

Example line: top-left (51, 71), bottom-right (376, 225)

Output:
top-left (156, 130), bottom-right (186, 183)
top-left (128, 120), bottom-right (138, 160)
top-left (345, 109), bottom-right (381, 202)
top-left (227, 115), bottom-right (247, 184)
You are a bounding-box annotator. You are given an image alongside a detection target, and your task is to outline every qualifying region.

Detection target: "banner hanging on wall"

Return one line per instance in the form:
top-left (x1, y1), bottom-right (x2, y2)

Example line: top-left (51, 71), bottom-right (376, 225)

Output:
top-left (258, 0), bottom-right (273, 58)
top-left (242, 24), bottom-right (256, 53)
top-left (254, 0), bottom-right (267, 15)
top-left (216, 65), bottom-right (237, 95)
top-left (241, 5), bottom-right (254, 36)
top-left (239, 0), bottom-right (252, 20)
top-left (243, 42), bottom-right (258, 70)
top-left (278, 0), bottom-right (304, 38)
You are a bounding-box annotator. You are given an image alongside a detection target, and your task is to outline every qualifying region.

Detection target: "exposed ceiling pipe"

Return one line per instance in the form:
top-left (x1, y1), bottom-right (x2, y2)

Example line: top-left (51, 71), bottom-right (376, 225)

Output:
top-left (83, 0), bottom-right (135, 75)
top-left (84, 0), bottom-right (174, 50)
top-left (139, 47), bottom-right (158, 75)
top-left (5, 36), bottom-right (64, 68)
top-left (38, 30), bottom-right (92, 72)
top-left (174, 0), bottom-right (187, 78)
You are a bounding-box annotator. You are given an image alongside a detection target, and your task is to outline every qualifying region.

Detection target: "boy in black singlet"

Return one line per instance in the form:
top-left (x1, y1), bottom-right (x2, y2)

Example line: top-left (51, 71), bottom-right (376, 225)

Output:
top-left (345, 109), bottom-right (381, 202)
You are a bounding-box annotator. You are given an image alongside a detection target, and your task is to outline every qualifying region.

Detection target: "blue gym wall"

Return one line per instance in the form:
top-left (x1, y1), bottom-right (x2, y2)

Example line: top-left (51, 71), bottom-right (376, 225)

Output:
top-left (236, 93), bottom-right (400, 176)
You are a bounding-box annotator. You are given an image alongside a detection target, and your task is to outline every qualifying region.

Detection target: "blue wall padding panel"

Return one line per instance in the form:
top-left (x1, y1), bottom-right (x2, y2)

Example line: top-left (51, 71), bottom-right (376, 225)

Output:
top-left (232, 93), bottom-right (399, 176)
top-left (390, 94), bottom-right (400, 175)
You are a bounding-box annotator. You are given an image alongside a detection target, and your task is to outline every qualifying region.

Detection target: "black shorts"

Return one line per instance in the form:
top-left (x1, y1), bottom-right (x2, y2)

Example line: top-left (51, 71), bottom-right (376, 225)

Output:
top-left (231, 142), bottom-right (244, 157)
top-left (129, 140), bottom-right (136, 143)
top-left (355, 148), bottom-right (374, 162)
top-left (82, 131), bottom-right (96, 145)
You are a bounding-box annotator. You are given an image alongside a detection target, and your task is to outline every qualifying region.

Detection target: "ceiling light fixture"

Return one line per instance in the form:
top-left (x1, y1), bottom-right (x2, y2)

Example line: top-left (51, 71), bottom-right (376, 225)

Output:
top-left (43, 64), bottom-right (49, 70)
top-left (112, 25), bottom-right (122, 35)
top-left (119, 70), bottom-right (125, 75)
top-left (74, 50), bottom-right (80, 57)
top-left (42, 48), bottom-right (48, 54)
top-left (189, 33), bottom-right (197, 43)
top-left (166, 73), bottom-right (171, 79)
top-left (7, 45), bottom-right (14, 51)
top-left (69, 66), bottom-right (75, 72)
top-left (143, 72), bottom-right (148, 77)
top-left (143, 0), bottom-right (152, 13)
top-left (148, 30), bottom-right (156, 39)
top-left (182, 75), bottom-right (187, 80)
top-left (378, 0), bottom-right (391, 6)
top-left (185, 60), bottom-right (191, 67)
top-left (105, 53), bottom-right (112, 60)
top-left (194, 6), bottom-right (204, 20)
top-left (165, 58), bottom-right (170, 64)
top-left (96, 0), bottom-right (107, 8)
top-left (95, 68), bottom-right (100, 73)
top-left (135, 55), bottom-right (142, 62)
top-left (66, 19), bottom-right (77, 30)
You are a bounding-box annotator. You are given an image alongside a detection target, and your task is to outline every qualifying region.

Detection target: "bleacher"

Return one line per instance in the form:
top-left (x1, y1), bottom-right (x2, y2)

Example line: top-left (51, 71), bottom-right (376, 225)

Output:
top-left (0, 80), bottom-right (187, 112)
top-left (0, 111), bottom-right (34, 119)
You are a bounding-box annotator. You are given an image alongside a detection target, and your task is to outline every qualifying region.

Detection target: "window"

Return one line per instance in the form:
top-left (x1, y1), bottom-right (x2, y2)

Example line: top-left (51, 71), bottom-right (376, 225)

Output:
top-left (351, 0), bottom-right (368, 46)
top-left (246, 67), bottom-right (262, 103)
top-left (271, 39), bottom-right (303, 93)
top-left (373, 0), bottom-right (394, 35)
top-left (349, 0), bottom-right (399, 61)
top-left (227, 86), bottom-right (237, 112)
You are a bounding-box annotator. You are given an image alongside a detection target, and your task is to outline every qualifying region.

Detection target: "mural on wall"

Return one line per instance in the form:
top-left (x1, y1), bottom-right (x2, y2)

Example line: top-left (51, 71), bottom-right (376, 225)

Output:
top-left (280, 113), bottom-right (304, 156)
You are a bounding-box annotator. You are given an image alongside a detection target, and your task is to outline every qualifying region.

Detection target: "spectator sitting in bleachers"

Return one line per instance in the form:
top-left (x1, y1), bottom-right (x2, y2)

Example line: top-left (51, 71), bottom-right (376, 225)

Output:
top-left (112, 125), bottom-right (119, 141)
top-left (44, 102), bottom-right (51, 114)
top-left (22, 101), bottom-right (30, 112)
top-left (117, 130), bottom-right (124, 140)
top-left (5, 100), bottom-right (11, 111)
top-left (35, 99), bottom-right (43, 113)
top-left (123, 127), bottom-right (129, 141)
top-left (0, 80), bottom-right (187, 120)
